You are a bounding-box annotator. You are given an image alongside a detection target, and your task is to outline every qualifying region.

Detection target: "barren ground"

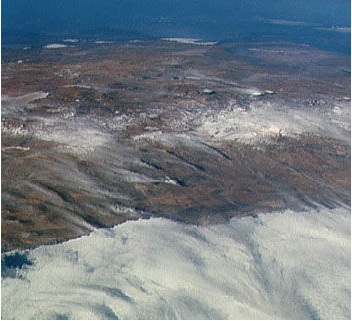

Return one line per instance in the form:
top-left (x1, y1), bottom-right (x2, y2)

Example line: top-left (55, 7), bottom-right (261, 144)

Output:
top-left (2, 40), bottom-right (350, 251)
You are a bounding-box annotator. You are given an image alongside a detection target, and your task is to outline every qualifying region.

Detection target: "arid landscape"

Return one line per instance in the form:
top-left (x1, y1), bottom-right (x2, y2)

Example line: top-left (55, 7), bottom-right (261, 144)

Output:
top-left (2, 0), bottom-right (351, 318)
top-left (2, 40), bottom-right (350, 252)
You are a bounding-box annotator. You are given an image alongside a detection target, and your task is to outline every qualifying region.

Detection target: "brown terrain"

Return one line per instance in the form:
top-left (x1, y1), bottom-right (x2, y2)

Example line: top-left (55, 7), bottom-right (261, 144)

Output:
top-left (1, 40), bottom-right (350, 252)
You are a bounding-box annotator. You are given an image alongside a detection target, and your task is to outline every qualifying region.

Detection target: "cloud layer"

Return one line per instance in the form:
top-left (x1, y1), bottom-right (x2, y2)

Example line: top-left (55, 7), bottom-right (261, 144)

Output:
top-left (2, 207), bottom-right (350, 319)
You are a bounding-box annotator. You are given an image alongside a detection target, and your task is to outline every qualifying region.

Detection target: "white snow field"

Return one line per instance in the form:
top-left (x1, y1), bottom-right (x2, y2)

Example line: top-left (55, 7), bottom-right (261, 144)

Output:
top-left (2, 206), bottom-right (351, 320)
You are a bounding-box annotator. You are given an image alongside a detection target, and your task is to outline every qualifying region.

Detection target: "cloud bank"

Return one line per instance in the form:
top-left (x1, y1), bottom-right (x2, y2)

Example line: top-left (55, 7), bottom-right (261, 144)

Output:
top-left (2, 206), bottom-right (350, 319)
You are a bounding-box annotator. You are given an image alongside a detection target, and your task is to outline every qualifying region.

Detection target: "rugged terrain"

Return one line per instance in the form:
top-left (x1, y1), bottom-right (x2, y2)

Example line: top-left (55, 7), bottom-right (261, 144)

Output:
top-left (2, 40), bottom-right (350, 251)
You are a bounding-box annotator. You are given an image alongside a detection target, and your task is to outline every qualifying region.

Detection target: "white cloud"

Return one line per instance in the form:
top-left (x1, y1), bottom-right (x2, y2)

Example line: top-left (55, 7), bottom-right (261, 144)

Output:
top-left (265, 19), bottom-right (320, 27)
top-left (2, 207), bottom-right (350, 319)
top-left (317, 26), bottom-right (351, 33)
top-left (196, 99), bottom-right (351, 144)
top-left (44, 43), bottom-right (70, 49)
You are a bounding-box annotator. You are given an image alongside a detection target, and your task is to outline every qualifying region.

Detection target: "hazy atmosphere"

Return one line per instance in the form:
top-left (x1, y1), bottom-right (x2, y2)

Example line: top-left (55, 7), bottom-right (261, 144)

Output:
top-left (1, 0), bottom-right (350, 319)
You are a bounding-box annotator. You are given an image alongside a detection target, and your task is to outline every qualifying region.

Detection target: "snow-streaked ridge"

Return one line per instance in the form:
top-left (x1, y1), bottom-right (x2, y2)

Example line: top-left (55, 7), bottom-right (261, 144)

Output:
top-left (2, 206), bottom-right (350, 320)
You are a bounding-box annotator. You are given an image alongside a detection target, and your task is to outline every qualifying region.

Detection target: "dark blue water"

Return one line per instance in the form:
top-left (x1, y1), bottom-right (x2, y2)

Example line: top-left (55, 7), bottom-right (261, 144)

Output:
top-left (2, 0), bottom-right (351, 54)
